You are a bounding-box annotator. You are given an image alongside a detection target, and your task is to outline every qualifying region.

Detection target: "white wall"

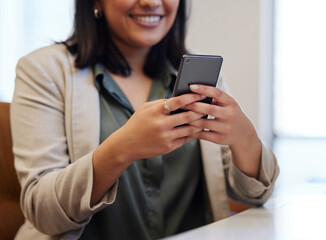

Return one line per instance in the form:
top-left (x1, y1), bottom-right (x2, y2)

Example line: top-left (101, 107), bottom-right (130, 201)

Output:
top-left (0, 0), bottom-right (73, 103)
top-left (186, 0), bottom-right (274, 145)
top-left (0, 0), bottom-right (25, 102)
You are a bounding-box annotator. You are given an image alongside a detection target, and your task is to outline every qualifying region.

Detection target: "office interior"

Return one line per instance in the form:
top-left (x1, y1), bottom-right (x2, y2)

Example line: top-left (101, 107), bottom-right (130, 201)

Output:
top-left (1, 0), bottom-right (326, 239)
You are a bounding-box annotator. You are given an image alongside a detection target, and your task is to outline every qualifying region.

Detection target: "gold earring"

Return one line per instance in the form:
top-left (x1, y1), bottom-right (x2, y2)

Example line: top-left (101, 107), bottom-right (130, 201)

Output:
top-left (94, 8), bottom-right (103, 19)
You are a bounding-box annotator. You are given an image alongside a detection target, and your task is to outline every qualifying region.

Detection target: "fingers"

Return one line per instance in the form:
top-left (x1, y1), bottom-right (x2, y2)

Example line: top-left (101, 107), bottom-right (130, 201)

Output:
top-left (171, 124), bottom-right (203, 138)
top-left (136, 97), bottom-right (205, 130)
top-left (190, 130), bottom-right (226, 144)
top-left (159, 125), bottom-right (202, 153)
top-left (189, 118), bottom-right (230, 134)
top-left (167, 93), bottom-right (207, 112)
top-left (183, 102), bottom-right (227, 120)
top-left (159, 93), bottom-right (207, 127)
top-left (172, 137), bottom-right (193, 150)
top-left (189, 84), bottom-right (232, 106)
top-left (169, 110), bottom-right (205, 126)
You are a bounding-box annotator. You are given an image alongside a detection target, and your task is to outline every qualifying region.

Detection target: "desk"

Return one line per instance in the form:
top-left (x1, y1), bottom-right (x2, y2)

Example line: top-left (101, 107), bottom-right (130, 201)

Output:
top-left (164, 183), bottom-right (326, 240)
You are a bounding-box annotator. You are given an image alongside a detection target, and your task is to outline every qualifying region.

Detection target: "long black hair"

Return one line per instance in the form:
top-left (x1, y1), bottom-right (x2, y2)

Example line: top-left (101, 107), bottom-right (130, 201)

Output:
top-left (64, 0), bottom-right (188, 79)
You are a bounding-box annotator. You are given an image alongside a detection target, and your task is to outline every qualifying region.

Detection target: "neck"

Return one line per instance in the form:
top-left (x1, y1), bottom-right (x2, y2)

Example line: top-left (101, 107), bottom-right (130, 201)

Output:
top-left (113, 41), bottom-right (150, 75)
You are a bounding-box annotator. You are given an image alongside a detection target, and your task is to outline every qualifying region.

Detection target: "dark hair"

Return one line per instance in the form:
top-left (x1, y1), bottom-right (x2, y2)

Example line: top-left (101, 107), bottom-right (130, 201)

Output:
top-left (64, 0), bottom-right (188, 78)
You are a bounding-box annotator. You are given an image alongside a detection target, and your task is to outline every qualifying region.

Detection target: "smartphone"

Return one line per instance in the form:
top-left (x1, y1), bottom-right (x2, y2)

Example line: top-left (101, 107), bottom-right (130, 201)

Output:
top-left (171, 54), bottom-right (223, 114)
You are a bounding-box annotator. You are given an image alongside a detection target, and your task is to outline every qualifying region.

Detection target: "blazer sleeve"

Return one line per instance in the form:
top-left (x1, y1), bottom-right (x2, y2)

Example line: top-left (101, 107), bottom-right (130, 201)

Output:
top-left (223, 143), bottom-right (279, 205)
top-left (217, 74), bottom-right (280, 205)
top-left (11, 47), bottom-right (117, 236)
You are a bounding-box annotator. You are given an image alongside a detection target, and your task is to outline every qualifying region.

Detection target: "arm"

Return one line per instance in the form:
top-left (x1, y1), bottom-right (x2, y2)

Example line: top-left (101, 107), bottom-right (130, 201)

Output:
top-left (90, 94), bottom-right (209, 205)
top-left (12, 49), bottom-right (208, 235)
top-left (11, 52), bottom-right (118, 235)
top-left (184, 84), bottom-right (279, 204)
top-left (222, 143), bottom-right (279, 205)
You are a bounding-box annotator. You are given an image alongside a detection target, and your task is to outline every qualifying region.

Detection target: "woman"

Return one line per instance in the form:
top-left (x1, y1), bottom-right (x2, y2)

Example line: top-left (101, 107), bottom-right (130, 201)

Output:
top-left (11, 0), bottom-right (279, 239)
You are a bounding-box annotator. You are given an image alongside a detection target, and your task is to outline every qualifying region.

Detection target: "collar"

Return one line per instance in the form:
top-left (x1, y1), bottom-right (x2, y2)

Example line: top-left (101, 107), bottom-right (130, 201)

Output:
top-left (93, 62), bottom-right (177, 91)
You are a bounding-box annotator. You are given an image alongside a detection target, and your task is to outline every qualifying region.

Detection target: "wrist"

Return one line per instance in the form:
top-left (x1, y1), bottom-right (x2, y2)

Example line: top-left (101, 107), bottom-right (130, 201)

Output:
top-left (229, 129), bottom-right (262, 178)
top-left (91, 132), bottom-right (133, 206)
top-left (229, 127), bottom-right (260, 153)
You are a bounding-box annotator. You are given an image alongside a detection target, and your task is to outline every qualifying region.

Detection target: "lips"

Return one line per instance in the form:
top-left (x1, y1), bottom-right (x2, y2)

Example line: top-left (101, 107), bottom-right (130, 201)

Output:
top-left (129, 15), bottom-right (163, 24)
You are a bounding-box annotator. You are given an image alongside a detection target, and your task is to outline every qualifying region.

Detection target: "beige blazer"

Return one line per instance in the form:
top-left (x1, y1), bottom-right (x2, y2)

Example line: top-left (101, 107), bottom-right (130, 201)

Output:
top-left (11, 44), bottom-right (279, 240)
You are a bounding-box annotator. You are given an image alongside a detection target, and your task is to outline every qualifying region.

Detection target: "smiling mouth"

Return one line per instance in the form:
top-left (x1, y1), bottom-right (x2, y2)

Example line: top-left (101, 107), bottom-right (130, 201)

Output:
top-left (130, 15), bottom-right (163, 23)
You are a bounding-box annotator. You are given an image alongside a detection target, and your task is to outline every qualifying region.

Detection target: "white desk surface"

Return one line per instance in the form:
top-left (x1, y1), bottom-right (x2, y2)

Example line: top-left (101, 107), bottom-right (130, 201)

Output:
top-left (164, 183), bottom-right (326, 240)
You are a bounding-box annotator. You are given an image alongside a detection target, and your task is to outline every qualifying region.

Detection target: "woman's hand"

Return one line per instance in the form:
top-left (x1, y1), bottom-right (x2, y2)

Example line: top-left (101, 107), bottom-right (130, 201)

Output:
top-left (184, 84), bottom-right (262, 178)
top-left (91, 93), bottom-right (205, 205)
top-left (112, 93), bottom-right (206, 162)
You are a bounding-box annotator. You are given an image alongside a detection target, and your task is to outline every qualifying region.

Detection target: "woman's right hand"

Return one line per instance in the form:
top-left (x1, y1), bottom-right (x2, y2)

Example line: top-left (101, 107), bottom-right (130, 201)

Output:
top-left (91, 93), bottom-right (205, 205)
top-left (107, 93), bottom-right (206, 163)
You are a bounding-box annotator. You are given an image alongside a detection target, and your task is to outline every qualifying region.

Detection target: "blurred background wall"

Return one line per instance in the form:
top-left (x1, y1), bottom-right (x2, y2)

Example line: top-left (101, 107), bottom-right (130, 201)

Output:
top-left (186, 0), bottom-right (273, 145)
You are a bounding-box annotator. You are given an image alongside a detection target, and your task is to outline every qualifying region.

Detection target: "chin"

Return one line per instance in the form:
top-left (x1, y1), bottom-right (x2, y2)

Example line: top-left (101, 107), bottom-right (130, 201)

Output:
top-left (131, 32), bottom-right (165, 48)
top-left (137, 38), bottom-right (163, 48)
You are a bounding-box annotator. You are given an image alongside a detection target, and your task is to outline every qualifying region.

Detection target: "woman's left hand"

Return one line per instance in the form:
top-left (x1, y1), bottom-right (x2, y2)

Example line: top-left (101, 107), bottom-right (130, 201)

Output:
top-left (183, 84), bottom-right (262, 178)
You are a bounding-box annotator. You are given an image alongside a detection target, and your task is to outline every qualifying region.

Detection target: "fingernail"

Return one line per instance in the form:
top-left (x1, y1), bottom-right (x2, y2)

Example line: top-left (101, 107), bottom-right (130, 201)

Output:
top-left (201, 95), bottom-right (206, 99)
top-left (190, 84), bottom-right (198, 90)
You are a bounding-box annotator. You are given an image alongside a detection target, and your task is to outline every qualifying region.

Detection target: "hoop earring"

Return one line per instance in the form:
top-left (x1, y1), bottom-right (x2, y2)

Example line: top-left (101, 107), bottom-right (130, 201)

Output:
top-left (94, 8), bottom-right (103, 19)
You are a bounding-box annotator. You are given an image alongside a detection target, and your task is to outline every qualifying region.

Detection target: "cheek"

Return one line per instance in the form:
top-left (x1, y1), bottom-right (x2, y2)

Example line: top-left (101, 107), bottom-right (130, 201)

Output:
top-left (103, 9), bottom-right (126, 35)
top-left (166, 0), bottom-right (180, 14)
top-left (101, 0), bottom-right (130, 22)
top-left (165, 0), bottom-right (180, 24)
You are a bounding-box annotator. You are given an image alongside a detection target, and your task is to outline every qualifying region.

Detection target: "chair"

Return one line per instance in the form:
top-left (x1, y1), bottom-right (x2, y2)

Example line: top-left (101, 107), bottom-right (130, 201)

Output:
top-left (228, 198), bottom-right (252, 215)
top-left (0, 102), bottom-right (24, 240)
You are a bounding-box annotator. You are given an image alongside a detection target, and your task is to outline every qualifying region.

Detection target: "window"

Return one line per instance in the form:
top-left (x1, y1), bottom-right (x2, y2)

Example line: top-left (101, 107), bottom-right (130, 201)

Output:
top-left (0, 0), bottom-right (73, 102)
top-left (274, 0), bottom-right (326, 191)
top-left (274, 0), bottom-right (326, 137)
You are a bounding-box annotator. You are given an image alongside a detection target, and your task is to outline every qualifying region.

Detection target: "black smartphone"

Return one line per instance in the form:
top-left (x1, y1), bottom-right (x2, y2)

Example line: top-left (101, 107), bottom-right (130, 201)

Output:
top-left (171, 54), bottom-right (223, 114)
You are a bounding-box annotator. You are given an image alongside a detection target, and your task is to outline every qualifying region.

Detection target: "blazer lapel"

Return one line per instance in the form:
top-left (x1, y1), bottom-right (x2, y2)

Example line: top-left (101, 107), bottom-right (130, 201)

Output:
top-left (200, 139), bottom-right (230, 221)
top-left (69, 66), bottom-right (101, 162)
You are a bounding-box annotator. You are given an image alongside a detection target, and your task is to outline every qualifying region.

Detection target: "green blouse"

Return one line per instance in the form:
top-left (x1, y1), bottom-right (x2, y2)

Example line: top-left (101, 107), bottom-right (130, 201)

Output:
top-left (80, 63), bottom-right (206, 240)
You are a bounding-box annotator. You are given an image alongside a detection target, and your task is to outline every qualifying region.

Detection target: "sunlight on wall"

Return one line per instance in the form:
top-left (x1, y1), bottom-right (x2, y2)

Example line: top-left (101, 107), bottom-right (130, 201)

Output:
top-left (274, 0), bottom-right (326, 137)
top-left (0, 0), bottom-right (73, 102)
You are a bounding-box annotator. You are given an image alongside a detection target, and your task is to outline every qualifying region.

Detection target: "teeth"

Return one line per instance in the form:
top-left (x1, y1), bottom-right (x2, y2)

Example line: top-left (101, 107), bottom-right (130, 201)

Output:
top-left (132, 15), bottom-right (161, 23)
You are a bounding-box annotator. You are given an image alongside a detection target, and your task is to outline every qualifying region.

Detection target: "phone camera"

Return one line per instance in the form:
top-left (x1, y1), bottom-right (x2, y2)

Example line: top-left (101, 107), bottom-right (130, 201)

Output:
top-left (185, 58), bottom-right (190, 64)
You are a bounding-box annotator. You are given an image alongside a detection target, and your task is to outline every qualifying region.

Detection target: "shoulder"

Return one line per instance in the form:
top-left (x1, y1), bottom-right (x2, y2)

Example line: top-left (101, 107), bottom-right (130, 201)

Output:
top-left (15, 43), bottom-right (88, 91)
top-left (17, 44), bottom-right (74, 71)
top-left (26, 43), bottom-right (71, 59)
top-left (14, 44), bottom-right (86, 100)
